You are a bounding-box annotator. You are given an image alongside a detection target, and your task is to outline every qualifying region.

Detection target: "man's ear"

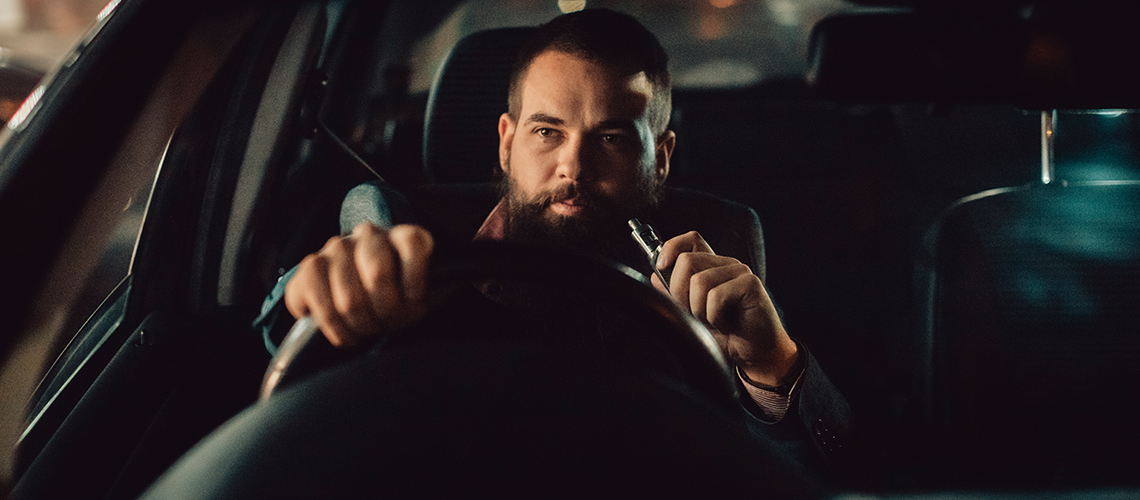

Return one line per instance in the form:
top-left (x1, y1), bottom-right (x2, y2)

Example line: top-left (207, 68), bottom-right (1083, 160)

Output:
top-left (654, 130), bottom-right (675, 185)
top-left (498, 113), bottom-right (516, 173)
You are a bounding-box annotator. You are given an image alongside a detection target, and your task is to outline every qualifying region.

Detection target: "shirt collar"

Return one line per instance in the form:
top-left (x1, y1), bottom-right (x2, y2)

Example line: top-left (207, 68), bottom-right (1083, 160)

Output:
top-left (473, 198), bottom-right (509, 242)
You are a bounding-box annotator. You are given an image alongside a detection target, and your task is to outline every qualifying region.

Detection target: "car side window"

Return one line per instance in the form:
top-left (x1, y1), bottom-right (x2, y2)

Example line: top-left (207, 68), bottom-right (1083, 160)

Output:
top-left (24, 167), bottom-right (155, 416)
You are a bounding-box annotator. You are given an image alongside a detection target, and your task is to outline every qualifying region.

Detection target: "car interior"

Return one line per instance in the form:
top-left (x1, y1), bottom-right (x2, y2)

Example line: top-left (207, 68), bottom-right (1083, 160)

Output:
top-left (0, 0), bottom-right (1138, 497)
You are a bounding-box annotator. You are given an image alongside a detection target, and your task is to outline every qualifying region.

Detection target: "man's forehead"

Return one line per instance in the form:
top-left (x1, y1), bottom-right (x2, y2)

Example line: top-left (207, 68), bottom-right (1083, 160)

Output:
top-left (523, 50), bottom-right (650, 88)
top-left (518, 50), bottom-right (654, 121)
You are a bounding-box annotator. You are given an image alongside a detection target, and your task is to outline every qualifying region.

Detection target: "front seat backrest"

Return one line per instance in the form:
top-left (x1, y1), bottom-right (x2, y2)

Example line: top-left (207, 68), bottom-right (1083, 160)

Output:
top-left (917, 181), bottom-right (1140, 489)
top-left (422, 27), bottom-right (536, 183)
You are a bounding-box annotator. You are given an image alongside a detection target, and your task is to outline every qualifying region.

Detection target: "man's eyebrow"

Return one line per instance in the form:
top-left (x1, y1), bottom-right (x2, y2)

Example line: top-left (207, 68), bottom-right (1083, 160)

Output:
top-left (595, 119), bottom-right (638, 131)
top-left (523, 112), bottom-right (564, 126)
top-left (521, 114), bottom-right (638, 131)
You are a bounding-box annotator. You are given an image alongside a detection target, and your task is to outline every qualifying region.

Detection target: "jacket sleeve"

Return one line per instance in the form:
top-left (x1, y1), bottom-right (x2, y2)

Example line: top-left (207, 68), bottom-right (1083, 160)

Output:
top-left (251, 266), bottom-right (297, 355)
top-left (738, 343), bottom-right (852, 480)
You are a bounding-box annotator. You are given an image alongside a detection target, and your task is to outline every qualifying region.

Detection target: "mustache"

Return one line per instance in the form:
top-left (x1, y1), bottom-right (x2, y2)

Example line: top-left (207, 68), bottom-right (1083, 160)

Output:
top-left (531, 183), bottom-right (596, 209)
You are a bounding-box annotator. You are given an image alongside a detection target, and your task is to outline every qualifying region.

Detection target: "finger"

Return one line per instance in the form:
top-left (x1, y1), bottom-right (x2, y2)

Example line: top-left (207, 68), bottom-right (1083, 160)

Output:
top-left (286, 251), bottom-right (355, 346)
top-left (283, 255), bottom-right (314, 319)
top-left (388, 224), bottom-right (434, 305)
top-left (668, 251), bottom-right (738, 312)
top-left (657, 230), bottom-right (715, 271)
top-left (650, 272), bottom-right (669, 295)
top-left (705, 274), bottom-right (796, 383)
top-left (668, 251), bottom-right (694, 312)
top-left (352, 222), bottom-right (402, 328)
top-left (688, 261), bottom-right (753, 324)
top-left (324, 235), bottom-right (381, 341)
top-left (703, 271), bottom-right (764, 332)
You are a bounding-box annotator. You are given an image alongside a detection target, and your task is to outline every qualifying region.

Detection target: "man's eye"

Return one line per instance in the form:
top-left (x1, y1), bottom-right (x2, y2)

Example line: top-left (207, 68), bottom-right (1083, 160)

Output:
top-left (601, 134), bottom-right (624, 144)
top-left (537, 128), bottom-right (554, 137)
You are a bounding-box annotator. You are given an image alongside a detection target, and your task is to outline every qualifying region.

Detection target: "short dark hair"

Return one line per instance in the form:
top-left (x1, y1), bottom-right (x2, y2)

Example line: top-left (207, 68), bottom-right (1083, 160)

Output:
top-left (507, 8), bottom-right (672, 135)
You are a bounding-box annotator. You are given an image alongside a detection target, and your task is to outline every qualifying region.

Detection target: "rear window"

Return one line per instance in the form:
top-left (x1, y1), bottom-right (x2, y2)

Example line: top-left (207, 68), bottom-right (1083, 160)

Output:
top-left (406, 0), bottom-right (873, 93)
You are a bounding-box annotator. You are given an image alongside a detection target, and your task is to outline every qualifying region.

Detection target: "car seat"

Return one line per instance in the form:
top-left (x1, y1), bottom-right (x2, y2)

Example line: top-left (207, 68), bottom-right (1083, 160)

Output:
top-left (422, 27), bottom-right (535, 184)
top-left (917, 165), bottom-right (1140, 490)
top-left (809, 9), bottom-right (1140, 489)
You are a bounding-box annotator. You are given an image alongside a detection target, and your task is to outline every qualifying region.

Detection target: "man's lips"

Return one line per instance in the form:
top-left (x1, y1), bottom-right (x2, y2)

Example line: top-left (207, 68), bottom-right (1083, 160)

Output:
top-left (550, 197), bottom-right (586, 216)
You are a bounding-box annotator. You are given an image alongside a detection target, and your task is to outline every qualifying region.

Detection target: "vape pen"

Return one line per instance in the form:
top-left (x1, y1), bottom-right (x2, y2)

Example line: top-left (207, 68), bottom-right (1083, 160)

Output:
top-left (628, 218), bottom-right (672, 292)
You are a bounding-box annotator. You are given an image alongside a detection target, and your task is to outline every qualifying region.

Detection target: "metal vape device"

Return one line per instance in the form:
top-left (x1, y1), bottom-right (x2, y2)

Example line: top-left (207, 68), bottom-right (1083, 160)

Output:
top-left (628, 218), bottom-right (672, 292)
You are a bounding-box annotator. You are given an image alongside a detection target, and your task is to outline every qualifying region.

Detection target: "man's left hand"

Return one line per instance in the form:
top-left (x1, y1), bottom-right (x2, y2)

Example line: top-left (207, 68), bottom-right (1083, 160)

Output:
top-left (656, 231), bottom-right (800, 387)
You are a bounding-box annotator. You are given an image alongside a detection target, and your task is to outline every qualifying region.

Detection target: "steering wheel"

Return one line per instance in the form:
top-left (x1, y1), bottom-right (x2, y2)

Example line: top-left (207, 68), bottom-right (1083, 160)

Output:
top-left (261, 239), bottom-right (739, 409)
top-left (139, 241), bottom-right (822, 498)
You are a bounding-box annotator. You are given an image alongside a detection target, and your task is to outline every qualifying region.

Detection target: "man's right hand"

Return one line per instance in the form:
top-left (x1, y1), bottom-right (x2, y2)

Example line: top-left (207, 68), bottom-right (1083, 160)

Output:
top-left (284, 222), bottom-right (435, 348)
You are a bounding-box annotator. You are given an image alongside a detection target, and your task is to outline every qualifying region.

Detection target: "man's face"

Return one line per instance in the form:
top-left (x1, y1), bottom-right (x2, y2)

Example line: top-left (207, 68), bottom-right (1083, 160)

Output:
top-left (497, 50), bottom-right (674, 252)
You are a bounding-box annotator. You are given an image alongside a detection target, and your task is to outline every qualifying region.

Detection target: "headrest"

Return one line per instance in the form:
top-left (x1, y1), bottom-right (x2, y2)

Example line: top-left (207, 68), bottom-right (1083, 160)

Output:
top-left (422, 27), bottom-right (536, 183)
top-left (808, 6), bottom-right (1140, 109)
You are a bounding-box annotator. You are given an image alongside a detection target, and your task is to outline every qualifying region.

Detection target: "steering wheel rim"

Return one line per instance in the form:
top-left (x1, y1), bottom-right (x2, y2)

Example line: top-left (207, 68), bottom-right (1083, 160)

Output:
top-left (141, 241), bottom-right (836, 500)
top-left (262, 239), bottom-right (739, 410)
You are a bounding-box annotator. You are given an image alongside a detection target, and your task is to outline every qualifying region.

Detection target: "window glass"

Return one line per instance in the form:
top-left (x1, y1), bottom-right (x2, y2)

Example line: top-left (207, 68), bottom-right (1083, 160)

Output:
top-left (0, 0), bottom-right (104, 123)
top-left (51, 173), bottom-right (152, 354)
top-left (0, 0), bottom-right (139, 363)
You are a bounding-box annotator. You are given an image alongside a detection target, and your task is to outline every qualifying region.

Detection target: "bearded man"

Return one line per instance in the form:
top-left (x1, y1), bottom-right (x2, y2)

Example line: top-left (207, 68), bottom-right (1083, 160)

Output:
top-left (277, 7), bottom-right (851, 481)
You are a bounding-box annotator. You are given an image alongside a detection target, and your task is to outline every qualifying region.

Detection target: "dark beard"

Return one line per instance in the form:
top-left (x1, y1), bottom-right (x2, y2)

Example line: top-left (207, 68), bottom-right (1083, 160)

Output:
top-left (498, 169), bottom-right (662, 272)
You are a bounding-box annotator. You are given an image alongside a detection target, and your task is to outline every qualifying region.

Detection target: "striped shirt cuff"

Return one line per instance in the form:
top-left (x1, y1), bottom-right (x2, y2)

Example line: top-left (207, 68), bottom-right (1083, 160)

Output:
top-left (736, 363), bottom-right (804, 423)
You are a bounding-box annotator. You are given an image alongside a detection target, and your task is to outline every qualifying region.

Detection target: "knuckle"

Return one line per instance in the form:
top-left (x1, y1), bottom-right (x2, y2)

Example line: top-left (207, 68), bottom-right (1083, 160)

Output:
top-left (322, 235), bottom-right (353, 255)
top-left (292, 255), bottom-right (328, 288)
top-left (355, 221), bottom-right (381, 236)
top-left (691, 269), bottom-right (714, 289)
top-left (410, 226), bottom-right (435, 251)
top-left (283, 294), bottom-right (304, 318)
top-left (391, 224), bottom-right (434, 251)
top-left (707, 285), bottom-right (728, 305)
top-left (729, 261), bottom-right (751, 276)
top-left (298, 252), bottom-right (323, 270)
top-left (674, 252), bottom-right (693, 269)
top-left (737, 271), bottom-right (763, 290)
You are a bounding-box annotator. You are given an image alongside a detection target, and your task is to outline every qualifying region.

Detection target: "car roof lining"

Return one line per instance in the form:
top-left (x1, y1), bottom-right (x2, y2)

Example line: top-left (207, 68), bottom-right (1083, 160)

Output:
top-left (808, 5), bottom-right (1140, 109)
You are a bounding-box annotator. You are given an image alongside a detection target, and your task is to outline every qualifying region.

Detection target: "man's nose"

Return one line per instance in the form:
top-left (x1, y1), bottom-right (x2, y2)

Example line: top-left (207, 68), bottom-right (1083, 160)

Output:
top-left (555, 136), bottom-right (590, 182)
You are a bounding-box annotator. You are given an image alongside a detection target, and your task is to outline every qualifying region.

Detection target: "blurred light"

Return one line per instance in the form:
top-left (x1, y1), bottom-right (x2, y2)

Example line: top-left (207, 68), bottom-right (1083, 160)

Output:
top-left (768, 0), bottom-right (799, 27)
top-left (675, 59), bottom-right (761, 88)
top-left (1065, 162), bottom-right (1139, 182)
top-left (709, 0), bottom-right (738, 8)
top-left (7, 85), bottom-right (44, 132)
top-left (696, 12), bottom-right (728, 40)
top-left (558, 0), bottom-right (586, 13)
top-left (97, 0), bottom-right (122, 22)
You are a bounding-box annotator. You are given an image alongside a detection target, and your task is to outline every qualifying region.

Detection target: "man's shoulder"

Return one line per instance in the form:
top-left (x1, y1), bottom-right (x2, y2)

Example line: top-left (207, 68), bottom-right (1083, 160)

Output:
top-left (653, 186), bottom-right (766, 279)
top-left (658, 186), bottom-right (759, 219)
